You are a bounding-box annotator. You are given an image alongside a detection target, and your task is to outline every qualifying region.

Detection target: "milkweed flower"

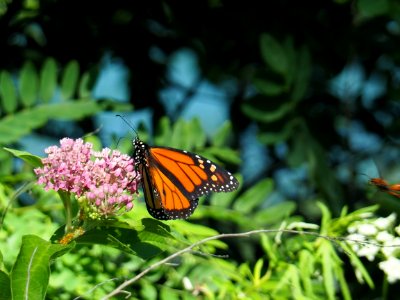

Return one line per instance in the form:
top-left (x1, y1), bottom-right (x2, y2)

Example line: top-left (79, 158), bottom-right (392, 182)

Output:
top-left (346, 212), bottom-right (400, 284)
top-left (379, 257), bottom-right (400, 283)
top-left (35, 138), bottom-right (139, 218)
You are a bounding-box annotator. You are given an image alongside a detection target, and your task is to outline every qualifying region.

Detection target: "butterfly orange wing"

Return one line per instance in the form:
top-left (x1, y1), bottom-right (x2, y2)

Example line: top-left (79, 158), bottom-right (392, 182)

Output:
top-left (369, 178), bottom-right (400, 198)
top-left (134, 138), bottom-right (239, 220)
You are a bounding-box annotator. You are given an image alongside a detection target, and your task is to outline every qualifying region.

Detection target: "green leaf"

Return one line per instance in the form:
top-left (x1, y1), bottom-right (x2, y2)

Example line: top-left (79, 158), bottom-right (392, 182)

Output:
top-left (160, 287), bottom-right (180, 300)
top-left (0, 114), bottom-right (38, 145)
top-left (282, 38), bottom-right (297, 87)
top-left (171, 220), bottom-right (220, 239)
top-left (258, 118), bottom-right (302, 145)
top-left (19, 61), bottom-right (38, 107)
top-left (234, 178), bottom-right (273, 213)
top-left (317, 202), bottom-right (332, 235)
top-left (35, 100), bottom-right (101, 120)
top-left (290, 46), bottom-right (311, 102)
top-left (202, 147), bottom-right (241, 165)
top-left (168, 118), bottom-right (206, 150)
top-left (0, 70), bottom-right (17, 113)
top-left (140, 281), bottom-right (158, 299)
top-left (357, 0), bottom-right (389, 18)
top-left (0, 249), bottom-right (10, 300)
top-left (318, 241), bottom-right (335, 300)
top-left (241, 97), bottom-right (297, 123)
top-left (253, 201), bottom-right (297, 225)
top-left (51, 218), bottom-right (173, 259)
top-left (335, 261), bottom-right (351, 300)
top-left (170, 118), bottom-right (189, 149)
top-left (154, 116), bottom-right (172, 145)
top-left (168, 220), bottom-right (226, 251)
top-left (253, 258), bottom-right (264, 284)
top-left (298, 250), bottom-right (315, 297)
top-left (260, 33), bottom-right (289, 76)
top-left (340, 242), bottom-right (374, 288)
top-left (273, 264), bottom-right (302, 298)
top-left (260, 234), bottom-right (278, 263)
top-left (253, 78), bottom-right (287, 96)
top-left (211, 121), bottom-right (232, 147)
top-left (188, 118), bottom-right (206, 149)
top-left (61, 60), bottom-right (79, 100)
top-left (0, 270), bottom-right (10, 300)
top-left (10, 235), bottom-right (72, 300)
top-left (0, 146), bottom-right (13, 175)
top-left (155, 118), bottom-right (207, 151)
top-left (0, 101), bottom-right (102, 145)
top-left (39, 58), bottom-right (57, 102)
top-left (79, 69), bottom-right (97, 99)
top-left (3, 147), bottom-right (43, 167)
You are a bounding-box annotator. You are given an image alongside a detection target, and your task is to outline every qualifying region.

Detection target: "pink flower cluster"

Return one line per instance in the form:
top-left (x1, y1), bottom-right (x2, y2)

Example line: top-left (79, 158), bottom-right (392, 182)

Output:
top-left (35, 138), bottom-right (139, 218)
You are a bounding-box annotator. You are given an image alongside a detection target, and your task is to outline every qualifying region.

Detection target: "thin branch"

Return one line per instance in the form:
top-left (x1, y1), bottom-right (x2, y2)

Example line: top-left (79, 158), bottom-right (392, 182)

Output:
top-left (73, 278), bottom-right (118, 300)
top-left (0, 181), bottom-right (34, 231)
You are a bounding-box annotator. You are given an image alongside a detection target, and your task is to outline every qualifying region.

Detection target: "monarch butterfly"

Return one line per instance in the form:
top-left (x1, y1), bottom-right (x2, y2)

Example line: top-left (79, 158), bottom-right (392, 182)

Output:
top-left (133, 136), bottom-right (239, 220)
top-left (369, 177), bottom-right (400, 198)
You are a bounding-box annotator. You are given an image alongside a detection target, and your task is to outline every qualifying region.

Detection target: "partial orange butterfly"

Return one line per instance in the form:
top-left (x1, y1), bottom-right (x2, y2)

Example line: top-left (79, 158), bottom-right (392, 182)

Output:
top-left (369, 177), bottom-right (400, 199)
top-left (133, 136), bottom-right (239, 220)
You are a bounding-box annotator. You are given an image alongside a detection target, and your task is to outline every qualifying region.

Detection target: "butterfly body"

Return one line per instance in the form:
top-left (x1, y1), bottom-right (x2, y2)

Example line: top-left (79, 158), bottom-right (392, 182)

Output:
top-left (133, 137), bottom-right (239, 220)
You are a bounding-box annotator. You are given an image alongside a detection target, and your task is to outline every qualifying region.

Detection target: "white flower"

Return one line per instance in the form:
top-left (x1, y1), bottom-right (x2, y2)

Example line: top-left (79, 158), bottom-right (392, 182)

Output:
top-left (357, 244), bottom-right (380, 261)
top-left (376, 231), bottom-right (394, 243)
top-left (379, 257), bottom-right (400, 283)
top-left (394, 224), bottom-right (400, 236)
top-left (347, 224), bottom-right (358, 234)
top-left (182, 277), bottom-right (193, 291)
top-left (374, 213), bottom-right (396, 230)
top-left (357, 223), bottom-right (378, 236)
top-left (347, 233), bottom-right (366, 252)
top-left (381, 237), bottom-right (400, 258)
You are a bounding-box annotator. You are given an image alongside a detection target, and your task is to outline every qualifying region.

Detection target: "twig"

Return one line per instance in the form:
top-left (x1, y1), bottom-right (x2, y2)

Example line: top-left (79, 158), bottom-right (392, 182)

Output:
top-left (73, 278), bottom-right (118, 300)
top-left (0, 181), bottom-right (34, 231)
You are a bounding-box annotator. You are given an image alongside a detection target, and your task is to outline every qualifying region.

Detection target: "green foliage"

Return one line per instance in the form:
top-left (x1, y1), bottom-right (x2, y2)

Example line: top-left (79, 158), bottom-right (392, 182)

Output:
top-left (60, 60), bottom-right (80, 100)
top-left (0, 71), bottom-right (17, 114)
top-left (2, 1), bottom-right (400, 298)
top-left (51, 218), bottom-right (175, 259)
top-left (39, 58), bottom-right (57, 102)
top-left (260, 33), bottom-right (290, 76)
top-left (20, 61), bottom-right (39, 107)
top-left (3, 148), bottom-right (42, 168)
top-left (0, 58), bottom-right (131, 146)
top-left (357, 0), bottom-right (390, 19)
top-left (152, 116), bottom-right (240, 165)
top-left (10, 235), bottom-right (72, 300)
top-left (0, 132), bottom-right (388, 299)
top-left (243, 36), bottom-right (311, 124)
top-left (126, 204), bottom-right (379, 300)
top-left (233, 178), bottom-right (273, 214)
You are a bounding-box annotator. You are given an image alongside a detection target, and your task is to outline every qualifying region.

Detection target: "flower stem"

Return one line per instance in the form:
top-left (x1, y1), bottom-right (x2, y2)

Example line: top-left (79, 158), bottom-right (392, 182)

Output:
top-left (58, 190), bottom-right (73, 233)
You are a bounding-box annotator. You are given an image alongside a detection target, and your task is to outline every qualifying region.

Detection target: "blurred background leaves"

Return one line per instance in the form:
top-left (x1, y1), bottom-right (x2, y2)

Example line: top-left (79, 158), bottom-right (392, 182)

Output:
top-left (1, 0), bottom-right (400, 298)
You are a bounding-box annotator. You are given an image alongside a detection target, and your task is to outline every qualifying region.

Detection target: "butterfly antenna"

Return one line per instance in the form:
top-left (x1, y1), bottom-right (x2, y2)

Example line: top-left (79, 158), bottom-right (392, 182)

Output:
top-left (116, 114), bottom-right (139, 137)
top-left (359, 172), bottom-right (371, 179)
